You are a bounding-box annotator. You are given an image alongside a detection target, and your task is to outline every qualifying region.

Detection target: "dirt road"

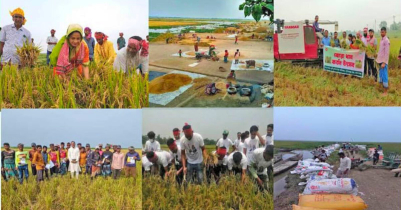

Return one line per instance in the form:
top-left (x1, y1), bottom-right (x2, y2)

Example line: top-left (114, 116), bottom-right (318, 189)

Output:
top-left (274, 152), bottom-right (401, 210)
top-left (149, 33), bottom-right (273, 84)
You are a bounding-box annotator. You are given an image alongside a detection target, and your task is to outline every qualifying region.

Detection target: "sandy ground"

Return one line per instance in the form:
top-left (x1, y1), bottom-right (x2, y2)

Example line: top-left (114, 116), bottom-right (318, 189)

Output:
top-left (149, 66), bottom-right (271, 107)
top-left (274, 152), bottom-right (401, 210)
top-left (149, 33), bottom-right (273, 84)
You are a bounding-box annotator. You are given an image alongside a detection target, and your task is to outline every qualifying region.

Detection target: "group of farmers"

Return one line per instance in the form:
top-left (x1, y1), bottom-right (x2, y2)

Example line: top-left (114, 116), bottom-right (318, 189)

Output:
top-left (1, 141), bottom-right (140, 183)
top-left (314, 15), bottom-right (391, 95)
top-left (0, 7), bottom-right (149, 78)
top-left (142, 124), bottom-right (274, 190)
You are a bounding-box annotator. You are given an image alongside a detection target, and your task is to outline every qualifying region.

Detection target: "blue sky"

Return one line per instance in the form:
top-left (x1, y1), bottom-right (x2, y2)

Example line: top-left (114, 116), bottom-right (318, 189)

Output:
top-left (1, 110), bottom-right (142, 148)
top-left (275, 107), bottom-right (401, 142)
top-left (150, 0), bottom-right (269, 20)
top-left (143, 108), bottom-right (273, 140)
top-left (1, 0), bottom-right (148, 53)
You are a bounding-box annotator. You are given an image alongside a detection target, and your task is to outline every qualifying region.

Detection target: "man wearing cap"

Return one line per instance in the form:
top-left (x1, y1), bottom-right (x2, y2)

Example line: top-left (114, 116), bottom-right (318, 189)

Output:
top-left (29, 143), bottom-right (37, 176)
top-left (85, 144), bottom-right (93, 175)
top-left (227, 151), bottom-right (248, 183)
top-left (144, 131), bottom-right (161, 153)
top-left (46, 29), bottom-right (58, 65)
top-left (146, 150), bottom-right (174, 179)
top-left (101, 145), bottom-right (113, 177)
top-left (15, 143), bottom-right (29, 183)
top-left (249, 145), bottom-right (274, 190)
top-left (166, 138), bottom-right (184, 184)
top-left (113, 36), bottom-right (149, 75)
top-left (125, 146), bottom-right (140, 178)
top-left (0, 7), bottom-right (32, 66)
top-left (181, 124), bottom-right (208, 184)
top-left (117, 33), bottom-right (126, 50)
top-left (111, 145), bottom-right (125, 179)
top-left (90, 147), bottom-right (102, 179)
top-left (216, 130), bottom-right (235, 156)
top-left (172, 128), bottom-right (182, 147)
top-left (94, 32), bottom-right (116, 65)
top-left (1, 143), bottom-right (17, 181)
top-left (48, 144), bottom-right (60, 176)
top-left (67, 141), bottom-right (80, 179)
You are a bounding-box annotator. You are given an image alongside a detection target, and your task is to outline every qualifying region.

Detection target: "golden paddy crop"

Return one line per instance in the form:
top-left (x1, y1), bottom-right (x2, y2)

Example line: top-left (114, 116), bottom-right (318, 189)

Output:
top-left (143, 175), bottom-right (273, 210)
top-left (1, 63), bottom-right (149, 108)
top-left (1, 149), bottom-right (142, 210)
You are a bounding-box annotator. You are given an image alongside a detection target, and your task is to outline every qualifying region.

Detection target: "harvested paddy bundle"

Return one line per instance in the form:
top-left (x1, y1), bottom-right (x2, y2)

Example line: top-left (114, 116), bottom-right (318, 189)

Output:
top-left (354, 39), bottom-right (366, 52)
top-left (16, 41), bottom-right (41, 68)
top-left (149, 73), bottom-right (192, 94)
top-left (340, 40), bottom-right (350, 49)
top-left (255, 27), bottom-right (268, 33)
top-left (365, 45), bottom-right (376, 58)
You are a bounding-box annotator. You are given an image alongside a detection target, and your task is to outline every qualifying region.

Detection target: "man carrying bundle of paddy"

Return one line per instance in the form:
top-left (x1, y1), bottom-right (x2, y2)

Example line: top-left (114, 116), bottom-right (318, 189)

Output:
top-left (366, 29), bottom-right (378, 81)
top-left (94, 32), bottom-right (116, 65)
top-left (113, 36), bottom-right (149, 75)
top-left (181, 123), bottom-right (208, 184)
top-left (248, 145), bottom-right (273, 190)
top-left (0, 7), bottom-right (31, 67)
top-left (167, 138), bottom-right (184, 184)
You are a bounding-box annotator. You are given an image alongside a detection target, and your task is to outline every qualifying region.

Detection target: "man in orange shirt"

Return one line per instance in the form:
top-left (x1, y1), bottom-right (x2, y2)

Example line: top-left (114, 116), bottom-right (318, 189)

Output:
top-left (32, 145), bottom-right (45, 182)
top-left (28, 143), bottom-right (37, 176)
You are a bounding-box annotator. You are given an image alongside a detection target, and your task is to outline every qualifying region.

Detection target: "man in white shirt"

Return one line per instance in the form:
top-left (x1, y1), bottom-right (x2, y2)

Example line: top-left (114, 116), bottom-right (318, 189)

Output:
top-left (215, 130), bottom-right (235, 156)
top-left (142, 156), bottom-right (153, 176)
top-left (46, 29), bottom-right (58, 65)
top-left (244, 125), bottom-right (266, 161)
top-left (67, 141), bottom-right (80, 179)
top-left (249, 145), bottom-right (273, 190)
top-left (237, 133), bottom-right (247, 155)
top-left (181, 124), bottom-right (208, 184)
top-left (167, 138), bottom-right (184, 184)
top-left (234, 132), bottom-right (241, 150)
top-left (146, 150), bottom-right (174, 179)
top-left (144, 131), bottom-right (161, 153)
top-left (172, 128), bottom-right (181, 148)
top-left (0, 8), bottom-right (31, 66)
top-left (336, 152), bottom-right (351, 178)
top-left (227, 151), bottom-right (248, 183)
top-left (265, 124), bottom-right (274, 146)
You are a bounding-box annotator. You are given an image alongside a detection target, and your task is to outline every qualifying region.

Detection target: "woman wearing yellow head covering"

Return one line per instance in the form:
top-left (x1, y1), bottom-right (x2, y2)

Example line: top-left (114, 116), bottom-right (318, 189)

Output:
top-left (49, 24), bottom-right (90, 79)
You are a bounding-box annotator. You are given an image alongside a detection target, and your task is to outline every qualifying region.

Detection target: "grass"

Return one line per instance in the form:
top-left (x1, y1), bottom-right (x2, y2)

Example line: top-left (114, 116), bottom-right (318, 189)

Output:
top-left (275, 141), bottom-right (401, 156)
top-left (1, 149), bottom-right (142, 210)
top-left (275, 34), bottom-right (401, 106)
top-left (1, 63), bottom-right (149, 108)
top-left (144, 146), bottom-right (273, 209)
top-left (143, 174), bottom-right (273, 210)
